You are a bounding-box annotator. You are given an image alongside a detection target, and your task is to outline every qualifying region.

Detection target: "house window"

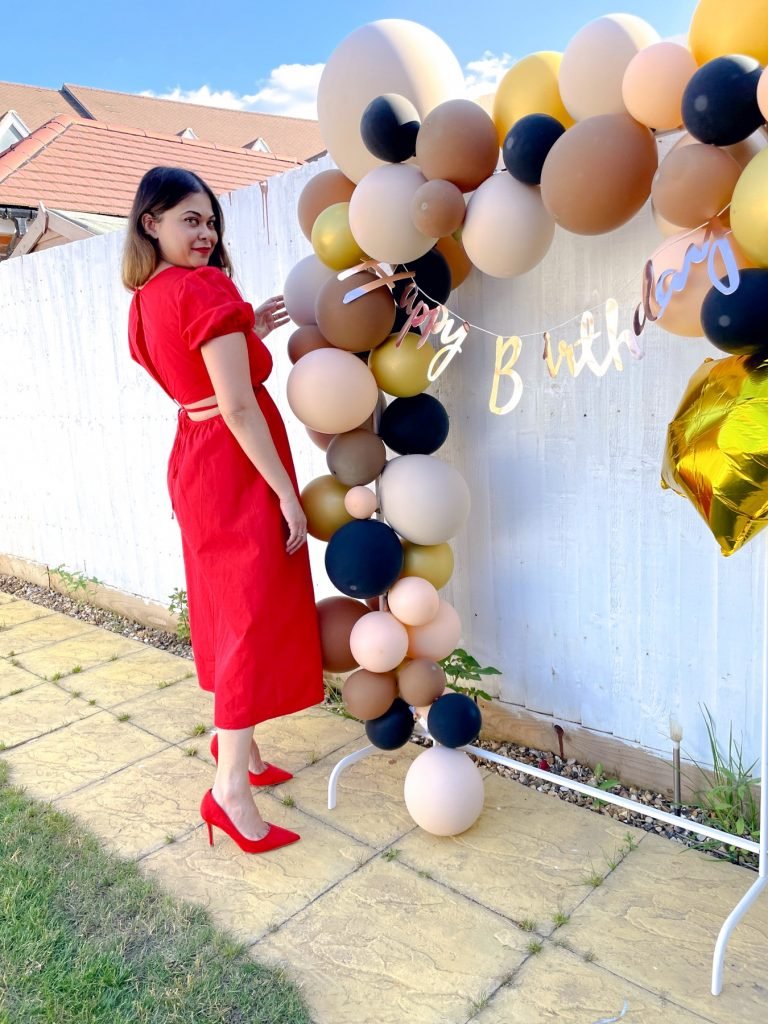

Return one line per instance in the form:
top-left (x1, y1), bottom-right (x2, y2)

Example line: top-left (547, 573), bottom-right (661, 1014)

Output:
top-left (245, 137), bottom-right (271, 153)
top-left (177, 127), bottom-right (198, 139)
top-left (0, 110), bottom-right (30, 155)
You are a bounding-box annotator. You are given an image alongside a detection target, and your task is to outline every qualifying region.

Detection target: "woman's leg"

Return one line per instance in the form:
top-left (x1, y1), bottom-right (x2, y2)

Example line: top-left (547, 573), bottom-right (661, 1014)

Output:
top-left (211, 727), bottom-right (269, 839)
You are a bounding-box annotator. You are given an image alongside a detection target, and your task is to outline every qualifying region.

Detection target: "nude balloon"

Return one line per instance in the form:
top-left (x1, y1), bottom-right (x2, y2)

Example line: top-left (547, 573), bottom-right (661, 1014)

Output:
top-left (350, 610), bottom-right (410, 673)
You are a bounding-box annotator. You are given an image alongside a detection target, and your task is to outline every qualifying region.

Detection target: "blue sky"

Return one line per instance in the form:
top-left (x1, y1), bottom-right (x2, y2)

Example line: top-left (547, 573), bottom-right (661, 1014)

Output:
top-left (8, 1), bottom-right (699, 118)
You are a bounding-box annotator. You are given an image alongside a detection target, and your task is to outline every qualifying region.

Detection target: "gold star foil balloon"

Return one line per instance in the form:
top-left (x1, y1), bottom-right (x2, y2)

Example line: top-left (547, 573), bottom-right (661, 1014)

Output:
top-left (662, 356), bottom-right (768, 556)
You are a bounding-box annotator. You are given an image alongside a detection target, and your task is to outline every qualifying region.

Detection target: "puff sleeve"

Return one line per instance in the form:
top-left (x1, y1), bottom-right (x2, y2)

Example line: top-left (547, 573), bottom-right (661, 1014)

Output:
top-left (178, 267), bottom-right (256, 351)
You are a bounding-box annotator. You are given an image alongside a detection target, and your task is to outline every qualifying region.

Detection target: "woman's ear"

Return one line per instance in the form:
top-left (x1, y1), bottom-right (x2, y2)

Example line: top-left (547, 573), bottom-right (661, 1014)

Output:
top-left (141, 212), bottom-right (158, 238)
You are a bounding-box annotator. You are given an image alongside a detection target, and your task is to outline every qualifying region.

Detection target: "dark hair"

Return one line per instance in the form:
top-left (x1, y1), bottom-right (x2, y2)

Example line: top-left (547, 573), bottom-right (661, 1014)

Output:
top-left (121, 166), bottom-right (233, 289)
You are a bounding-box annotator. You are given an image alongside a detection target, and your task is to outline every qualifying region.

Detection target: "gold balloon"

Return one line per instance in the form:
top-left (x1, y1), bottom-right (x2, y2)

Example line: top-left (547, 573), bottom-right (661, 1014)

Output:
top-left (369, 332), bottom-right (434, 397)
top-left (731, 148), bottom-right (768, 268)
top-left (401, 541), bottom-right (454, 589)
top-left (493, 51), bottom-right (573, 146)
top-left (300, 474), bottom-right (352, 541)
top-left (311, 202), bottom-right (367, 271)
top-left (662, 356), bottom-right (768, 556)
top-left (689, 0), bottom-right (768, 66)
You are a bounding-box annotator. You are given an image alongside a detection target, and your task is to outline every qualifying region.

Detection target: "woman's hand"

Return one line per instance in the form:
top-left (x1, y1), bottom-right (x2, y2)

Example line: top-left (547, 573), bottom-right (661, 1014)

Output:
top-left (279, 493), bottom-right (308, 554)
top-left (254, 295), bottom-right (290, 338)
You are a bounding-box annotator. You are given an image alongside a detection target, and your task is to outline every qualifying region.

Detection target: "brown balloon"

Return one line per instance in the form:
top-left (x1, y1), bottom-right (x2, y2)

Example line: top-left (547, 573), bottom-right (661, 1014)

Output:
top-left (306, 427), bottom-right (336, 450)
top-left (297, 169), bottom-right (356, 240)
top-left (651, 144), bottom-right (741, 230)
top-left (540, 113), bottom-right (658, 235)
top-left (343, 668), bottom-right (398, 720)
top-left (326, 428), bottom-right (387, 486)
top-left (410, 179), bottom-right (466, 237)
top-left (397, 658), bottom-right (447, 707)
top-left (416, 99), bottom-right (500, 193)
top-left (435, 234), bottom-right (473, 289)
top-left (300, 474), bottom-right (352, 540)
top-left (287, 324), bottom-right (334, 365)
top-left (317, 596), bottom-right (369, 672)
top-left (315, 271), bottom-right (396, 352)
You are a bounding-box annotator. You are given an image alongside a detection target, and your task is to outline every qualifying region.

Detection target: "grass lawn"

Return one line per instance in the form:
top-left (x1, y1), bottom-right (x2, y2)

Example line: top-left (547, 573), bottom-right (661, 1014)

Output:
top-left (0, 761), bottom-right (311, 1023)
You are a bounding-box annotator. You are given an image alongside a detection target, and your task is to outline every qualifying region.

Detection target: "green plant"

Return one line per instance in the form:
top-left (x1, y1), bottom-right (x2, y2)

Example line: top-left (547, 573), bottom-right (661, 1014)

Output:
top-left (281, 794), bottom-right (295, 808)
top-left (168, 587), bottom-right (191, 642)
top-left (691, 703), bottom-right (760, 862)
top-left (439, 648), bottom-right (501, 703)
top-left (191, 724), bottom-right (206, 737)
top-left (51, 564), bottom-right (102, 596)
top-left (322, 673), bottom-right (358, 720)
top-left (70, 666), bottom-right (83, 675)
top-left (116, 713), bottom-right (131, 723)
top-left (519, 918), bottom-right (536, 932)
top-left (552, 911), bottom-right (570, 927)
top-left (526, 939), bottom-right (543, 955)
top-left (382, 848), bottom-right (401, 861)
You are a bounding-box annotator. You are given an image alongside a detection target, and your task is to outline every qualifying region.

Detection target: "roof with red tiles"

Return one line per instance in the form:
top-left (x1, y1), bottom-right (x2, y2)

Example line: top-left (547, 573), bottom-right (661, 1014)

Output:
top-left (0, 82), bottom-right (71, 133)
top-left (0, 116), bottom-right (302, 216)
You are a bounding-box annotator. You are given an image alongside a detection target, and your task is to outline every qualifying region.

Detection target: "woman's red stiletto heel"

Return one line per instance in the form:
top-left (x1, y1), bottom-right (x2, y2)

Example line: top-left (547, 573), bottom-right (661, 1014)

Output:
top-left (209, 733), bottom-right (293, 786)
top-left (200, 790), bottom-right (300, 854)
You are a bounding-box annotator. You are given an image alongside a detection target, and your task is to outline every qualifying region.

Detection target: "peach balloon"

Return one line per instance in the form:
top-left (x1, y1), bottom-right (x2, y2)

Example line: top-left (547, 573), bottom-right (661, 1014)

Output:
top-left (283, 255), bottom-right (337, 326)
top-left (287, 349), bottom-right (379, 433)
top-left (397, 657), bottom-right (447, 706)
top-left (415, 99), bottom-right (500, 193)
top-left (621, 42), bottom-right (697, 130)
top-left (652, 144), bottom-right (741, 229)
top-left (306, 427), bottom-right (336, 451)
top-left (349, 611), bottom-right (410, 673)
top-left (297, 169), bottom-right (356, 240)
top-left (410, 179), bottom-right (466, 237)
top-left (343, 668), bottom-right (398, 720)
top-left (435, 235), bottom-right (472, 289)
top-left (344, 486), bottom-right (378, 519)
top-left (287, 325), bottom-right (333, 365)
top-left (404, 746), bottom-right (485, 836)
top-left (387, 576), bottom-right (440, 627)
top-left (462, 172), bottom-right (554, 277)
top-left (559, 14), bottom-right (660, 121)
top-left (348, 164), bottom-right (437, 264)
top-left (406, 599), bottom-right (462, 660)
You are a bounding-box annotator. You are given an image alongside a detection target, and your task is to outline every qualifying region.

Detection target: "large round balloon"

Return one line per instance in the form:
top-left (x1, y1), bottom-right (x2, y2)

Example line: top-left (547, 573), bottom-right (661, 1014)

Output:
top-left (406, 598), bottom-right (462, 660)
top-left (301, 475), bottom-right (352, 541)
top-left (365, 696), bottom-right (415, 750)
top-left (326, 428), bottom-right (387, 486)
top-left (415, 99), bottom-right (500, 193)
top-left (689, 0), bottom-right (768, 67)
top-left (349, 164), bottom-right (437, 264)
top-left (700, 269), bottom-right (768, 355)
top-left (311, 202), bottom-right (367, 271)
top-left (427, 692), bottom-right (482, 748)
top-left (410, 179), bottom-right (466, 238)
top-left (317, 20), bottom-right (466, 182)
top-left (682, 56), bottom-right (764, 147)
top-left (379, 394), bottom-right (449, 455)
top-left (287, 324), bottom-right (333, 364)
top-left (287, 349), bottom-right (379, 433)
top-left (502, 114), bottom-right (566, 186)
top-left (284, 255), bottom-right (337, 326)
top-left (314, 271), bottom-right (396, 353)
top-left (651, 144), bottom-right (741, 229)
top-left (350, 611), bottom-right (410, 673)
top-left (317, 596), bottom-right (369, 672)
top-left (387, 576), bottom-right (440, 627)
top-left (326, 519), bottom-right (404, 598)
top-left (404, 746), bottom-right (484, 835)
top-left (393, 249), bottom-right (453, 311)
top-left (540, 113), bottom-right (657, 235)
top-left (360, 93), bottom-right (420, 163)
top-left (343, 668), bottom-right (398, 720)
top-left (380, 454), bottom-right (470, 545)
top-left (397, 657), bottom-right (446, 707)
top-left (731, 148), bottom-right (768, 267)
top-left (559, 14), bottom-right (660, 121)
top-left (621, 41), bottom-right (697, 130)
top-left (462, 172), bottom-right (555, 277)
top-left (369, 332), bottom-right (435, 397)
top-left (401, 540), bottom-right (454, 589)
top-left (297, 169), bottom-right (357, 241)
top-left (493, 52), bottom-right (573, 144)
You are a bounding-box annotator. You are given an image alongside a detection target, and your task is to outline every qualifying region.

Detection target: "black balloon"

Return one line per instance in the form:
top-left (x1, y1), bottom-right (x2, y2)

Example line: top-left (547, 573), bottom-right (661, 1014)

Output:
top-left (503, 113), bottom-right (565, 185)
top-left (365, 697), bottom-right (415, 749)
top-left (427, 692), bottom-right (482, 748)
top-left (393, 248), bottom-right (452, 311)
top-left (325, 519), bottom-right (404, 599)
top-left (701, 269), bottom-right (768, 356)
top-left (361, 94), bottom-right (420, 163)
top-left (682, 55), bottom-right (764, 146)
top-left (379, 394), bottom-right (450, 455)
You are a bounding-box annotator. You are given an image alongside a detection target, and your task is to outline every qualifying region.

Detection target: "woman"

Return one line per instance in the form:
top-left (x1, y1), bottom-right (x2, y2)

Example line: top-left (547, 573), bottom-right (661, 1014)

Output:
top-left (122, 166), bottom-right (324, 854)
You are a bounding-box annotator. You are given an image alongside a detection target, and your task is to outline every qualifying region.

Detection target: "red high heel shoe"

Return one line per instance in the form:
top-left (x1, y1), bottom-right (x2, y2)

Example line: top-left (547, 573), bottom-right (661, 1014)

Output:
top-left (209, 733), bottom-right (293, 786)
top-left (200, 789), bottom-right (300, 853)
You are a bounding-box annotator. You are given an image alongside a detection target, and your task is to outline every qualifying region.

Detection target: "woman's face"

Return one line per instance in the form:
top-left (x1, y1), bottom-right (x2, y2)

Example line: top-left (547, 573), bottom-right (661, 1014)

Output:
top-left (142, 191), bottom-right (218, 268)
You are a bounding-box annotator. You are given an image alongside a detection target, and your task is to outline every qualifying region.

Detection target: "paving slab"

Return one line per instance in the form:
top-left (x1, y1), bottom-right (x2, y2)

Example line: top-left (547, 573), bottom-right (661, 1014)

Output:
top-left (55, 647), bottom-right (195, 707)
top-left (253, 855), bottom-right (532, 1024)
top-left (0, 615), bottom-right (97, 659)
top-left (0, 599), bottom-right (58, 628)
top-left (0, 660), bottom-right (42, 699)
top-left (15, 628), bottom-right (142, 678)
top-left (94, 676), bottom-right (213, 743)
top-left (0, 681), bottom-right (97, 748)
top-left (563, 833), bottom-right (768, 1024)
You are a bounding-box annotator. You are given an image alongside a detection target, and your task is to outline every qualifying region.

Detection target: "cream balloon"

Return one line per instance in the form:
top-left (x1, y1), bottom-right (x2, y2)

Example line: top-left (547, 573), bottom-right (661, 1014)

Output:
top-left (287, 349), bottom-right (379, 433)
top-left (349, 611), bottom-right (410, 673)
top-left (621, 41), bottom-right (697, 130)
top-left (759, 67), bottom-right (768, 122)
top-left (404, 746), bottom-right (485, 836)
top-left (387, 576), bottom-right (440, 627)
top-left (380, 454), bottom-right (470, 545)
top-left (462, 173), bottom-right (555, 278)
top-left (406, 599), bottom-right (462, 660)
top-left (349, 164), bottom-right (437, 264)
top-left (317, 19), bottom-right (466, 183)
top-left (344, 486), bottom-right (378, 519)
top-left (560, 14), bottom-right (661, 121)
top-left (284, 255), bottom-right (337, 326)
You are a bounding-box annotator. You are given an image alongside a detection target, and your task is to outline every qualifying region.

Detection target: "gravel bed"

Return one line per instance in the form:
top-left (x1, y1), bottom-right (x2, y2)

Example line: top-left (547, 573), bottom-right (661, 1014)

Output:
top-left (2, 573), bottom-right (757, 871)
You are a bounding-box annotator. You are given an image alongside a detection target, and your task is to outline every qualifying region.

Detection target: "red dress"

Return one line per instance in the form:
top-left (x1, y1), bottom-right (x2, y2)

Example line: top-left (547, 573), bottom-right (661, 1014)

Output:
top-left (128, 265), bottom-right (324, 730)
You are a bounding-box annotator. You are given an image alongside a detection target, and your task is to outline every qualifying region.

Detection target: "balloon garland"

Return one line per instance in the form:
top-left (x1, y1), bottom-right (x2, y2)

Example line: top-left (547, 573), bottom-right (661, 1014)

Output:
top-left (283, 5), bottom-right (768, 835)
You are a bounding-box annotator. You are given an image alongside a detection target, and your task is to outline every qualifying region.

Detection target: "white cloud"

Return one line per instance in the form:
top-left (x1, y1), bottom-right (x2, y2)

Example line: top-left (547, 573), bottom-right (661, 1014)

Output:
top-left (463, 51), bottom-right (515, 99)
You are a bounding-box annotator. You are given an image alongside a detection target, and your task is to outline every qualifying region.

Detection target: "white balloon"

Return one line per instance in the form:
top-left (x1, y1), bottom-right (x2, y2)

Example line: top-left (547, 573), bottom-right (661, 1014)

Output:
top-left (379, 454), bottom-right (470, 545)
top-left (349, 164), bottom-right (437, 265)
top-left (462, 173), bottom-right (554, 278)
top-left (284, 255), bottom-right (337, 326)
top-left (404, 746), bottom-right (485, 835)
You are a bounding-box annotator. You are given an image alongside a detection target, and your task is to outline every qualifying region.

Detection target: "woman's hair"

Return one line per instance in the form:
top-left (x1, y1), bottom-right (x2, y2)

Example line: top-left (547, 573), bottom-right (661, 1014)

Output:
top-left (121, 166), bottom-right (233, 290)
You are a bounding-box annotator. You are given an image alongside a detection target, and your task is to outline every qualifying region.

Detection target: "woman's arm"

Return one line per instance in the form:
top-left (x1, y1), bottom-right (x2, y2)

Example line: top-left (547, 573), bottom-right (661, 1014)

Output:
top-left (200, 331), bottom-right (307, 553)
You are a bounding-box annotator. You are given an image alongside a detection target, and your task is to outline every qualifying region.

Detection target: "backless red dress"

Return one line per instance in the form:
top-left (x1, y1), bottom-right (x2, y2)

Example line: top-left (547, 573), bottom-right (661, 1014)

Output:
top-left (128, 265), bottom-right (324, 729)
